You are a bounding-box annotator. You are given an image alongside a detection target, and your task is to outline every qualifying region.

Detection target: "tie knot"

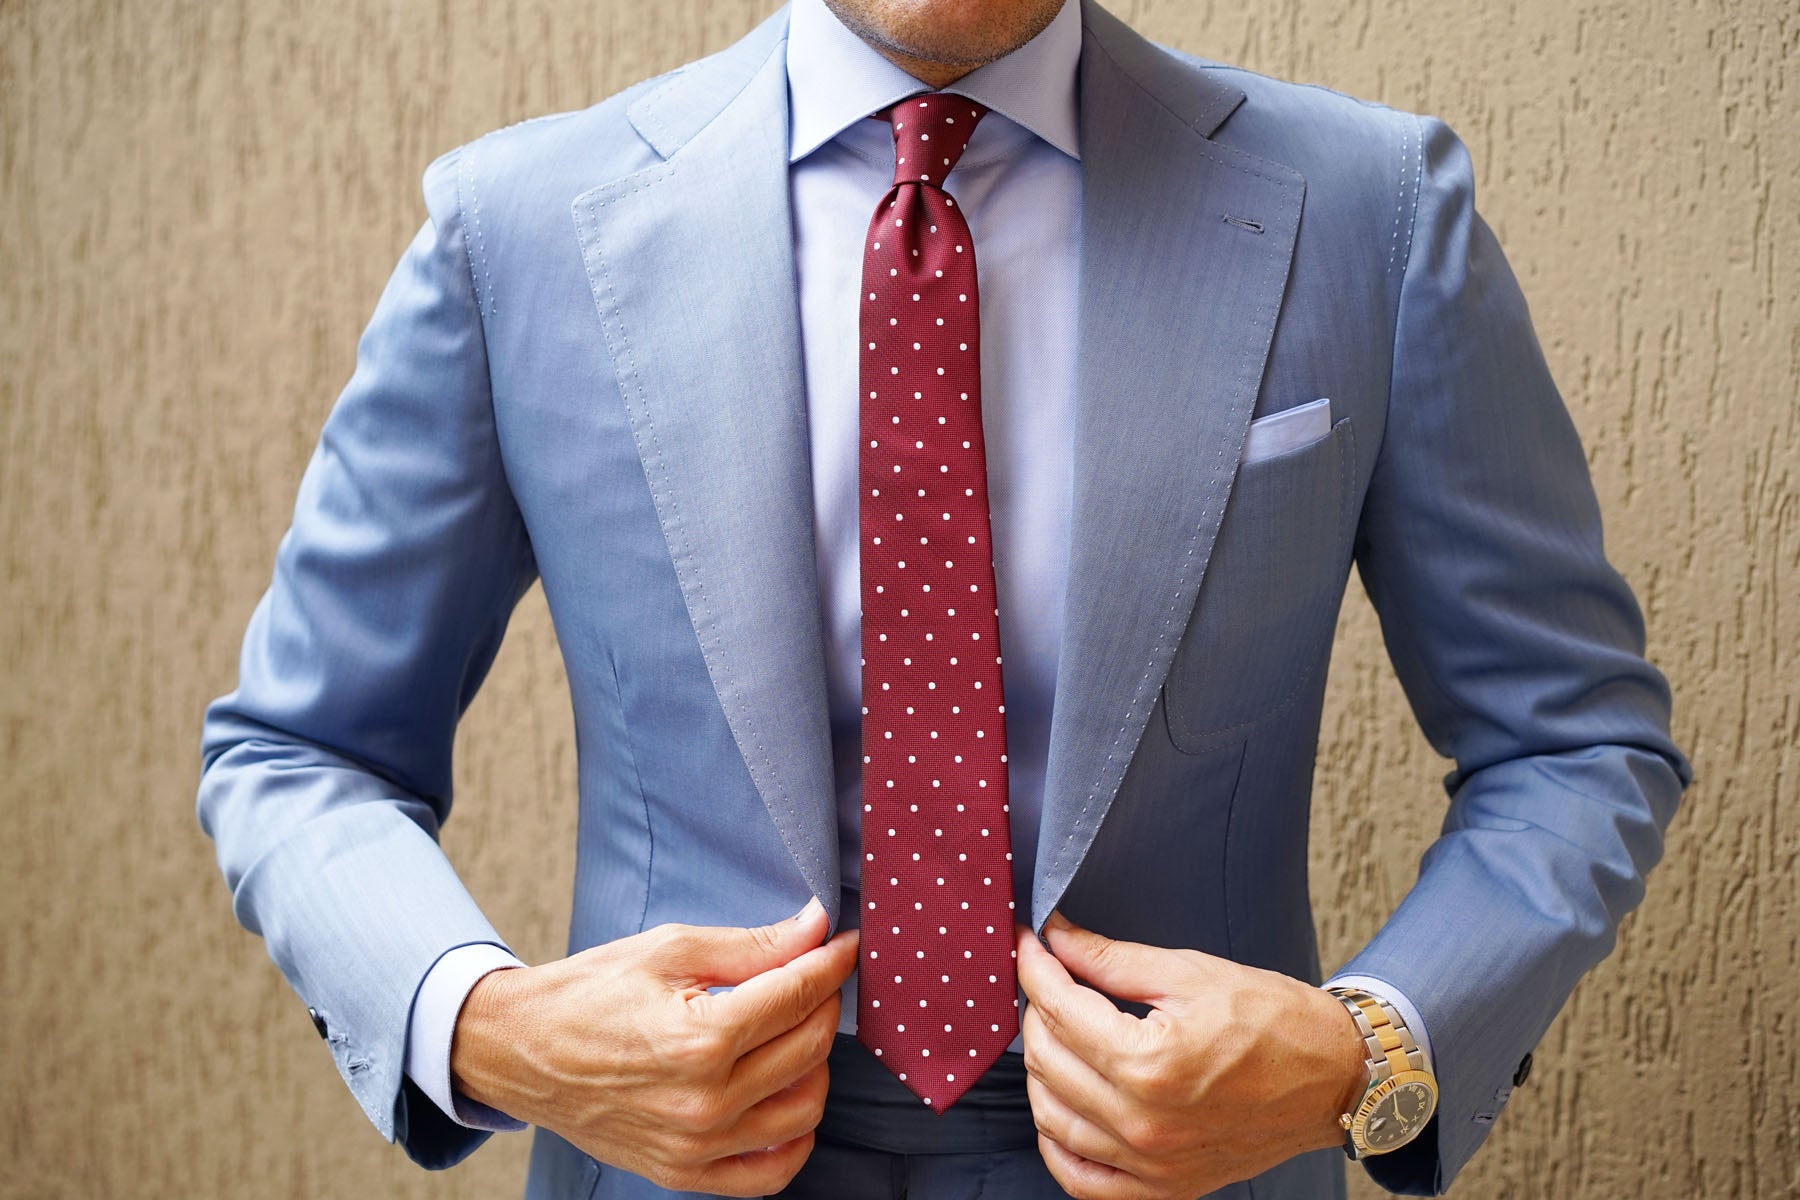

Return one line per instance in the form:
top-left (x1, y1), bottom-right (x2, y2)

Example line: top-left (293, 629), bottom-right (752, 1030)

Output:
top-left (882, 93), bottom-right (988, 188)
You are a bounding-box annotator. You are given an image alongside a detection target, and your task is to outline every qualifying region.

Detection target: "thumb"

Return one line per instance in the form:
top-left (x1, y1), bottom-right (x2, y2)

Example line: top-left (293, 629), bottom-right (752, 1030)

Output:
top-left (1040, 910), bottom-right (1183, 1008)
top-left (651, 895), bottom-right (830, 989)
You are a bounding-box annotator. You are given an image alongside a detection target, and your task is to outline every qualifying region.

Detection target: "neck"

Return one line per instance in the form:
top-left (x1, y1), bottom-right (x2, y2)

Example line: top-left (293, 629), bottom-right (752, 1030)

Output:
top-left (865, 44), bottom-right (984, 88)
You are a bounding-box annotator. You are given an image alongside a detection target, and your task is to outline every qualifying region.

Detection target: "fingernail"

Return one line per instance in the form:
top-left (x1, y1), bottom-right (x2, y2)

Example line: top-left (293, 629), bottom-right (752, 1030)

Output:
top-left (1045, 910), bottom-right (1070, 932)
top-left (791, 895), bottom-right (823, 922)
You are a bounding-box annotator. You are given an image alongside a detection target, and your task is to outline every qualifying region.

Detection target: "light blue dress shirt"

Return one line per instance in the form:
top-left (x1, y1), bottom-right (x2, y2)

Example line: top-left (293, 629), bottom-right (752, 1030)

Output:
top-left (405, 0), bottom-right (1426, 1130)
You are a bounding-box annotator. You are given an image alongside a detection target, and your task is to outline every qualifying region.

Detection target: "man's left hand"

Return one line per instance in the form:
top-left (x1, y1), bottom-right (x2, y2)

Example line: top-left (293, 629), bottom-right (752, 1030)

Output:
top-left (1014, 912), bottom-right (1369, 1200)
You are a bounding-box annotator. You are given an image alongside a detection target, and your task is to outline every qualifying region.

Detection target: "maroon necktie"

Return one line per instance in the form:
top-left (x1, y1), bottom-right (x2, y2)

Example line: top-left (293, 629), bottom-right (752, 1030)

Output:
top-left (856, 93), bottom-right (1019, 1112)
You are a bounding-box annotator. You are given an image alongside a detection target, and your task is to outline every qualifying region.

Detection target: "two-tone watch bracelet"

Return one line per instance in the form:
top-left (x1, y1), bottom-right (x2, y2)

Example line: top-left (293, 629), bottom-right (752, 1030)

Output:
top-left (1331, 986), bottom-right (1430, 1080)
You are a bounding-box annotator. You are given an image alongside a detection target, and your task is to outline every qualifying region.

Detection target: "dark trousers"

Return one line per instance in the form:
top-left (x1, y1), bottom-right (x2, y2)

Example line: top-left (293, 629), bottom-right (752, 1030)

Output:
top-left (550, 1033), bottom-right (1339, 1198)
top-left (773, 1034), bottom-right (1070, 1198)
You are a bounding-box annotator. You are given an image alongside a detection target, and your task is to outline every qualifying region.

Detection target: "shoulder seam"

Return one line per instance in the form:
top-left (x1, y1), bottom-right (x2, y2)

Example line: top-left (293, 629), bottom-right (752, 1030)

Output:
top-left (1379, 112), bottom-right (1429, 475)
top-left (1389, 110), bottom-right (1424, 279)
top-left (454, 143), bottom-right (498, 321)
top-left (437, 145), bottom-right (502, 443)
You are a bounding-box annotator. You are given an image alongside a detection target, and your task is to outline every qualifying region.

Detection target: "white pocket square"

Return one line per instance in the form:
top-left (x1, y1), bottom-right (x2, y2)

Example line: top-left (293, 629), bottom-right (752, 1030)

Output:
top-left (1241, 397), bottom-right (1331, 463)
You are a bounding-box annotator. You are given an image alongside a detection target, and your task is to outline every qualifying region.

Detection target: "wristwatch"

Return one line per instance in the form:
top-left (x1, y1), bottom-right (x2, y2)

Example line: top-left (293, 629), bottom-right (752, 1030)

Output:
top-left (1327, 986), bottom-right (1438, 1159)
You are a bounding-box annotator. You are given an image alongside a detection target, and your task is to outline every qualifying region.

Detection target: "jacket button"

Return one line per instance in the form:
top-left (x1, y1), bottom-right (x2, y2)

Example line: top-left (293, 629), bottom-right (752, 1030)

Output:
top-left (308, 1007), bottom-right (329, 1039)
top-left (1512, 1052), bottom-right (1533, 1087)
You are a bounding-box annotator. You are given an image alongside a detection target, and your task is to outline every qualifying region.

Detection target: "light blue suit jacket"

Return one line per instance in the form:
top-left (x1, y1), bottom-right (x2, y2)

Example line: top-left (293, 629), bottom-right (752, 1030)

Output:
top-left (197, 2), bottom-right (1689, 1196)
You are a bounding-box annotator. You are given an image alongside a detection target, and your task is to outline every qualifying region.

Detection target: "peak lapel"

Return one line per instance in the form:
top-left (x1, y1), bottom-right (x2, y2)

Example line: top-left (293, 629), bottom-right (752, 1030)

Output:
top-left (1032, 5), bottom-right (1304, 930)
top-left (571, 10), bottom-right (843, 923)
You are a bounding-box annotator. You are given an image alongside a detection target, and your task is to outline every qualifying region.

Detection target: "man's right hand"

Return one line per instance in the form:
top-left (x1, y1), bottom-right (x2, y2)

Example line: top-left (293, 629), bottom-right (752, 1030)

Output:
top-left (449, 896), bottom-right (859, 1197)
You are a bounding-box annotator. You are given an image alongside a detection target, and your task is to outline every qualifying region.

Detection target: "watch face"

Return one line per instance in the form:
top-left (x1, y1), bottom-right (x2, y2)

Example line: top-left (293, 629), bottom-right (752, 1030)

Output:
top-left (1363, 1080), bottom-right (1435, 1152)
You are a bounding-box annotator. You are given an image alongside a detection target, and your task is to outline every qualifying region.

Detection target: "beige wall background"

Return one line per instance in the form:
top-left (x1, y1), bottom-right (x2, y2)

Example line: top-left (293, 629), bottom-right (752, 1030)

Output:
top-left (2, 0), bottom-right (1794, 1196)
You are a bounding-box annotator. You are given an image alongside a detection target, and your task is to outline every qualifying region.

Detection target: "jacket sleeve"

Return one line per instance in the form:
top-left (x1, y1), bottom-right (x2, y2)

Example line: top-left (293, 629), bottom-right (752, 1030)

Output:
top-left (1338, 113), bottom-right (1692, 1194)
top-left (196, 144), bottom-right (536, 1170)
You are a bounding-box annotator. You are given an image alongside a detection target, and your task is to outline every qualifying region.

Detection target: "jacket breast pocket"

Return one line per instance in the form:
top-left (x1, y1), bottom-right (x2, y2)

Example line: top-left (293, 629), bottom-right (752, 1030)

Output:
top-left (1162, 417), bottom-right (1356, 754)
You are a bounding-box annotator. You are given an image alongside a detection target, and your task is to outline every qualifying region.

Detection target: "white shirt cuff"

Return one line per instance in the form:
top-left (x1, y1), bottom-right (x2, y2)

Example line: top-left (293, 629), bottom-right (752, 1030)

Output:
top-left (406, 942), bottom-right (530, 1131)
top-left (1323, 973), bottom-right (1434, 1069)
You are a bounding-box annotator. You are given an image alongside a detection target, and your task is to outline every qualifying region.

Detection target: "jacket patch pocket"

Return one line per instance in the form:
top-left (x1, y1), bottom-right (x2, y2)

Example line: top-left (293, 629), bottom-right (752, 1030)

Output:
top-left (1162, 417), bottom-right (1355, 754)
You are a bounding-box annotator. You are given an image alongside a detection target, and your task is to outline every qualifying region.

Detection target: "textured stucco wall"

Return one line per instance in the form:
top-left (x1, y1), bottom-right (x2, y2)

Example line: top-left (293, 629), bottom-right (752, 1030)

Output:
top-left (1, 0), bottom-right (1794, 1196)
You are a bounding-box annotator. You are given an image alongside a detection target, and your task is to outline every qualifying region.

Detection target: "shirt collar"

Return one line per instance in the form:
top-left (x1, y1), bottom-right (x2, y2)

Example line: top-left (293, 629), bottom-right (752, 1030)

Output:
top-left (785, 0), bottom-right (1081, 164)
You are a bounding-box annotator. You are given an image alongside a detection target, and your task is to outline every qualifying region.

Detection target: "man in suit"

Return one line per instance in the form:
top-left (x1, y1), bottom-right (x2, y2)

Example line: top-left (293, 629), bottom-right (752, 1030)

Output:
top-left (197, 0), bottom-right (1689, 1196)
